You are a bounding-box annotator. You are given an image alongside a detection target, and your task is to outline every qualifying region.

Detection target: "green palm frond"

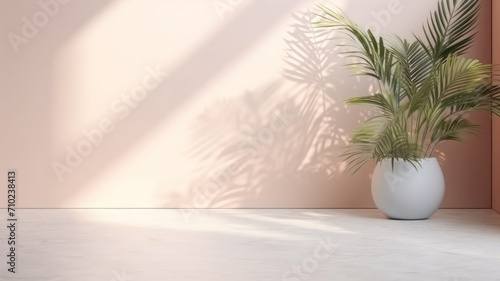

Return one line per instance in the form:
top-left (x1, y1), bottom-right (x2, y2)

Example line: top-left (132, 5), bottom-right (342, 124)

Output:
top-left (389, 38), bottom-right (432, 98)
top-left (314, 4), bottom-right (395, 88)
top-left (341, 115), bottom-right (391, 173)
top-left (314, 0), bottom-right (500, 172)
top-left (431, 117), bottom-right (479, 143)
top-left (345, 93), bottom-right (397, 115)
top-left (419, 0), bottom-right (480, 61)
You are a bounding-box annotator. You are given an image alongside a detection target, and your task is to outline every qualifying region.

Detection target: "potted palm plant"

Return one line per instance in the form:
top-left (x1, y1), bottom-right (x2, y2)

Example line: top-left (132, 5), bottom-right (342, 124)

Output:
top-left (315, 0), bottom-right (500, 219)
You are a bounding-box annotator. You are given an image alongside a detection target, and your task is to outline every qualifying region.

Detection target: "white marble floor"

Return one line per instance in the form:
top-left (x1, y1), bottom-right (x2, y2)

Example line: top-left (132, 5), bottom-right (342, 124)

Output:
top-left (1, 209), bottom-right (500, 281)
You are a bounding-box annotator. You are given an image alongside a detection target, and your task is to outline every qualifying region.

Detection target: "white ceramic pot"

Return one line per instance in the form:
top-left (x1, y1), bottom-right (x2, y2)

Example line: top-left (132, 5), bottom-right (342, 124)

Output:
top-left (371, 158), bottom-right (445, 220)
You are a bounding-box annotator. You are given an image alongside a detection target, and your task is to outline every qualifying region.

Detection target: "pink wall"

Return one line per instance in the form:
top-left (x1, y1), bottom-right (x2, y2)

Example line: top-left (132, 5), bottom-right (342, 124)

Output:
top-left (0, 0), bottom-right (493, 209)
top-left (493, 0), bottom-right (500, 214)
top-left (439, 0), bottom-right (492, 208)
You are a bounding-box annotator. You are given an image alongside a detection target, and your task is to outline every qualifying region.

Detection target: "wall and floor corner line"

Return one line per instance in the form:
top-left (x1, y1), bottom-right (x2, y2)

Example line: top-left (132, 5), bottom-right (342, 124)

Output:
top-left (492, 0), bottom-right (500, 214)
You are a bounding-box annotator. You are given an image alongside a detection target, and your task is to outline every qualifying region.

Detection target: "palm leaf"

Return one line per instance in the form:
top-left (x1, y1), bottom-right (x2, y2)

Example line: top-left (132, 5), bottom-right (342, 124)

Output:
top-left (314, 5), bottom-right (395, 88)
top-left (420, 0), bottom-right (480, 61)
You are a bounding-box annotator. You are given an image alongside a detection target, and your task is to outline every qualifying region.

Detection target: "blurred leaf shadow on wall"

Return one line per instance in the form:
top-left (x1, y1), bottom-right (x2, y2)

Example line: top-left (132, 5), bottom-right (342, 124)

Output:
top-left (161, 10), bottom-right (370, 210)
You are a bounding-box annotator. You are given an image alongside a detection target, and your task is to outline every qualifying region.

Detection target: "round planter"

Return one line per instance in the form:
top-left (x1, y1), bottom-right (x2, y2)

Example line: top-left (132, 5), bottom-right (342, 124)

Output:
top-left (371, 158), bottom-right (445, 220)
